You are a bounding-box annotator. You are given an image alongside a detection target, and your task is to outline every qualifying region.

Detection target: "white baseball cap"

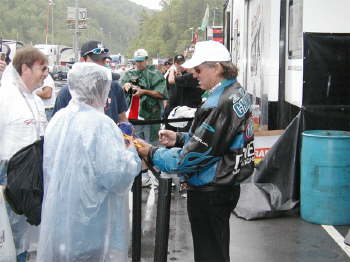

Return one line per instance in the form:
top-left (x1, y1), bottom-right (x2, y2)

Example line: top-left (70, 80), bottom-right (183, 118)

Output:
top-left (134, 49), bottom-right (148, 62)
top-left (182, 40), bottom-right (231, 68)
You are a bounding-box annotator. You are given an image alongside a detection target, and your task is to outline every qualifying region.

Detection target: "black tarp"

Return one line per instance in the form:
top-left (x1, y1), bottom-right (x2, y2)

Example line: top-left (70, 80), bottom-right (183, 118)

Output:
top-left (235, 106), bottom-right (350, 220)
top-left (234, 112), bottom-right (301, 219)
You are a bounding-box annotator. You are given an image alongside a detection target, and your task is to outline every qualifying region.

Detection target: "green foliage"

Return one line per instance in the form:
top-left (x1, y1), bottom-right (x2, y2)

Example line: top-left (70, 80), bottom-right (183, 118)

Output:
top-left (0, 0), bottom-right (149, 53)
top-left (126, 0), bottom-right (225, 58)
top-left (0, 0), bottom-right (224, 58)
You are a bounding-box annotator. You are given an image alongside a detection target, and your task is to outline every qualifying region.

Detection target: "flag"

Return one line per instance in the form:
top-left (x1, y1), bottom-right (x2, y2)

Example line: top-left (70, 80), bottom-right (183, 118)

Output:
top-left (199, 4), bottom-right (210, 31)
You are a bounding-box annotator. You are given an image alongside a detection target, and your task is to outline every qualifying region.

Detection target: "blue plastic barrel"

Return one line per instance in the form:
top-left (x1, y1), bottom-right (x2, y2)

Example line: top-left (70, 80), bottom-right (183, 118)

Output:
top-left (301, 130), bottom-right (350, 225)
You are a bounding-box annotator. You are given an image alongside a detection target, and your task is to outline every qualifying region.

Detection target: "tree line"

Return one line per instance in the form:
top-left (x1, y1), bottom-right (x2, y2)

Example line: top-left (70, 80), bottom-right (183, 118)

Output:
top-left (126, 0), bottom-right (224, 58)
top-left (0, 0), bottom-right (223, 57)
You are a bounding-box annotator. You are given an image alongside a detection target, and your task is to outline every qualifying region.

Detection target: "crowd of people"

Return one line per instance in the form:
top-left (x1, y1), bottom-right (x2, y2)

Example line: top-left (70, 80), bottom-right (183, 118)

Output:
top-left (0, 40), bottom-right (255, 262)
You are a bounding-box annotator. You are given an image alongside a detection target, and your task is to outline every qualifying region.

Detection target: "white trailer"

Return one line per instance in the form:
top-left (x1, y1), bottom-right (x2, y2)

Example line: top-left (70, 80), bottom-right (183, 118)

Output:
top-left (34, 44), bottom-right (60, 69)
top-left (224, 0), bottom-right (350, 130)
top-left (0, 39), bottom-right (24, 62)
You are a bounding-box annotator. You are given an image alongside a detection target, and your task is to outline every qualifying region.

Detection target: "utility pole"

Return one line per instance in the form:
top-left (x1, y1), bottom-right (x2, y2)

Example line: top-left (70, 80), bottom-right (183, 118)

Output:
top-left (109, 32), bottom-right (112, 49)
top-left (100, 27), bottom-right (104, 45)
top-left (189, 27), bottom-right (194, 42)
top-left (212, 7), bottom-right (219, 27)
top-left (74, 0), bottom-right (79, 62)
top-left (45, 1), bottom-right (50, 44)
top-left (50, 0), bottom-right (54, 44)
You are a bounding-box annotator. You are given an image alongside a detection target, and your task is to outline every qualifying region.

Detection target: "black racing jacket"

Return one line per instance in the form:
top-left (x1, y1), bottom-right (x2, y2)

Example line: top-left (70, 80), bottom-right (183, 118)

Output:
top-left (151, 79), bottom-right (254, 189)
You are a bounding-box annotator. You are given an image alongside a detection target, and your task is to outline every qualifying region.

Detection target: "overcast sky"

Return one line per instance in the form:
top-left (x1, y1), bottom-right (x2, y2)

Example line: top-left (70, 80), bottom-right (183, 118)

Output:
top-left (128, 0), bottom-right (162, 10)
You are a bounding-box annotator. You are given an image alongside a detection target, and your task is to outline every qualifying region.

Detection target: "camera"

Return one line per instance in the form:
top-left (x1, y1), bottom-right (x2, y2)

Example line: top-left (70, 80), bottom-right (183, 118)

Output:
top-left (126, 76), bottom-right (141, 95)
top-left (130, 76), bottom-right (140, 86)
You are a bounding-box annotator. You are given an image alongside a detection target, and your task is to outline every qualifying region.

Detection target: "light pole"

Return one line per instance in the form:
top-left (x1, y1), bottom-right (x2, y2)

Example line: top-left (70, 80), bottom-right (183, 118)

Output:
top-left (188, 27), bottom-right (194, 42)
top-left (109, 31), bottom-right (112, 49)
top-left (49, 0), bottom-right (55, 44)
top-left (74, 0), bottom-right (79, 62)
top-left (212, 7), bottom-right (219, 27)
top-left (100, 27), bottom-right (104, 44)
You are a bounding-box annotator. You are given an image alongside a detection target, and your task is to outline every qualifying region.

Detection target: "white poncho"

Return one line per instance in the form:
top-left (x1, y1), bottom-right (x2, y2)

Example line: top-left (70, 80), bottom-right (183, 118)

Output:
top-left (0, 64), bottom-right (47, 255)
top-left (37, 63), bottom-right (141, 261)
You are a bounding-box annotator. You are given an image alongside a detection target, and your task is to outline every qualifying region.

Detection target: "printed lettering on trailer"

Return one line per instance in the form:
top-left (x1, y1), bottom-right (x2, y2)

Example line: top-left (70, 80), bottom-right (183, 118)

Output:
top-left (254, 147), bottom-right (270, 164)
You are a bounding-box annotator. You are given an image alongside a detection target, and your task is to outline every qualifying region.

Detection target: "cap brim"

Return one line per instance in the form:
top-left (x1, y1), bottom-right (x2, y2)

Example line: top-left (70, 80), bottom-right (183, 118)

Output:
top-left (90, 53), bottom-right (110, 61)
top-left (134, 56), bottom-right (147, 62)
top-left (181, 57), bottom-right (203, 69)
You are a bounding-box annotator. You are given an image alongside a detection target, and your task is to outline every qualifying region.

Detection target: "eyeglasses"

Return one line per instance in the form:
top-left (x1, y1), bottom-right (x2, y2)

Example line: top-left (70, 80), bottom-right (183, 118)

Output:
top-left (30, 65), bottom-right (49, 72)
top-left (194, 62), bottom-right (217, 74)
top-left (82, 47), bottom-right (109, 57)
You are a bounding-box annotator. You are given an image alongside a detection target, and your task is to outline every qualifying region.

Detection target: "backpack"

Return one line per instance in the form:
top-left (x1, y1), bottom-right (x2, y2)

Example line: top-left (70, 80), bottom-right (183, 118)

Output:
top-left (4, 139), bottom-right (44, 226)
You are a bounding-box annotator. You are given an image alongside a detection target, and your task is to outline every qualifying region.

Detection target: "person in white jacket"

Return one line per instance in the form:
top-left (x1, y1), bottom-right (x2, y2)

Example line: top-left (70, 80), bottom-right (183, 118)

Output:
top-left (0, 46), bottom-right (48, 262)
top-left (37, 62), bottom-right (141, 262)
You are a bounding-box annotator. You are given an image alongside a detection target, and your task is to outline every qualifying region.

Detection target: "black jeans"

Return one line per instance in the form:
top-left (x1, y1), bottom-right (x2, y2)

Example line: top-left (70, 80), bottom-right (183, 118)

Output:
top-left (187, 186), bottom-right (241, 262)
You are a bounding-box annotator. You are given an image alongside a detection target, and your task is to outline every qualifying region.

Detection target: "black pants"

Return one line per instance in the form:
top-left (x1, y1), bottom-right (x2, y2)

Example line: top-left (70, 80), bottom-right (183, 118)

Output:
top-left (187, 186), bottom-right (241, 262)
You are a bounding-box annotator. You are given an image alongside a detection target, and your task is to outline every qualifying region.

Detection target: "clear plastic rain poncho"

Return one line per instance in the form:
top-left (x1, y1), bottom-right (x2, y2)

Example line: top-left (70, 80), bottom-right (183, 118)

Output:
top-left (0, 64), bottom-right (47, 256)
top-left (37, 62), bottom-right (141, 262)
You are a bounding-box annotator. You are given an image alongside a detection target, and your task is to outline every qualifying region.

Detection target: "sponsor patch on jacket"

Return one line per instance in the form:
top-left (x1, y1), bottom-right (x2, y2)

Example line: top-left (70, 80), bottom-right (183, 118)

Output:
top-left (244, 118), bottom-right (254, 140)
top-left (233, 93), bottom-right (251, 118)
top-left (229, 93), bottom-right (241, 104)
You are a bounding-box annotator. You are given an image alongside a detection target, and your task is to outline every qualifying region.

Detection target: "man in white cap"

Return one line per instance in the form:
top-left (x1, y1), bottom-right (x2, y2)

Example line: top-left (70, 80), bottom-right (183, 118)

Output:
top-left (121, 48), bottom-right (167, 187)
top-left (136, 41), bottom-right (255, 262)
top-left (121, 48), bottom-right (167, 141)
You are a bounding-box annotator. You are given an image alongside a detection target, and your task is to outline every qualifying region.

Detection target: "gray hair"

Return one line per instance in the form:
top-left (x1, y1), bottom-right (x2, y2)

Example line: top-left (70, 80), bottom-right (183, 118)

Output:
top-left (203, 61), bottom-right (238, 79)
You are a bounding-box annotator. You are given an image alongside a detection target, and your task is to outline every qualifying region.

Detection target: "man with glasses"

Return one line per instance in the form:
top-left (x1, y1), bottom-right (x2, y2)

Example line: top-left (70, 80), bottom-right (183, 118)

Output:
top-left (0, 46), bottom-right (48, 262)
top-left (52, 40), bottom-right (128, 123)
top-left (135, 41), bottom-right (255, 262)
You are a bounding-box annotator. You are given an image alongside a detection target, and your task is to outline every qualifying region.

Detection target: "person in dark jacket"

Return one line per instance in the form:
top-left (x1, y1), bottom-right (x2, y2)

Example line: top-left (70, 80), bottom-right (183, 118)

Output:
top-left (135, 41), bottom-right (255, 262)
top-left (164, 54), bottom-right (203, 131)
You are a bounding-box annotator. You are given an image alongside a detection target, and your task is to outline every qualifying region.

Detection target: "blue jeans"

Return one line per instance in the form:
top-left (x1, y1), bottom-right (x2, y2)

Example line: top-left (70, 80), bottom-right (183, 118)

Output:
top-left (45, 108), bottom-right (54, 122)
top-left (17, 251), bottom-right (27, 262)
